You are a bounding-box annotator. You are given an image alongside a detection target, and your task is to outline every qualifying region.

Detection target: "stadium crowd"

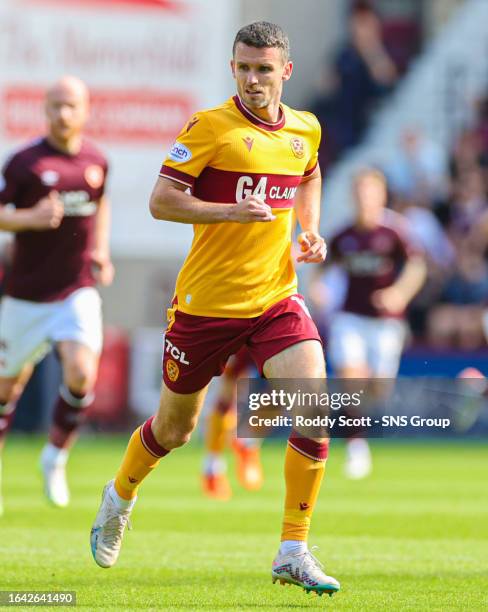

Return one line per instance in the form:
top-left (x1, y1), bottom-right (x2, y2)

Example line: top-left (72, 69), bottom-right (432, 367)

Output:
top-left (387, 106), bottom-right (488, 350)
top-left (310, 2), bottom-right (488, 351)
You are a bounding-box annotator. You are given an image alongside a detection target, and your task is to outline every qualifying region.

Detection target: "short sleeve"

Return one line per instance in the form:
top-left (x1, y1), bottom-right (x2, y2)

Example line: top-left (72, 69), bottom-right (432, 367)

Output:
top-left (160, 112), bottom-right (216, 190)
top-left (391, 222), bottom-right (422, 263)
top-left (0, 154), bottom-right (24, 205)
top-left (303, 116), bottom-right (321, 177)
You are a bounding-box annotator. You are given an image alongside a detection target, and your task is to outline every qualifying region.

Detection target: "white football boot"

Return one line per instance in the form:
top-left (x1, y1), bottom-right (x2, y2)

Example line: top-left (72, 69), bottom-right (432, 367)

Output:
top-left (272, 547), bottom-right (340, 596)
top-left (90, 480), bottom-right (134, 568)
top-left (40, 444), bottom-right (70, 507)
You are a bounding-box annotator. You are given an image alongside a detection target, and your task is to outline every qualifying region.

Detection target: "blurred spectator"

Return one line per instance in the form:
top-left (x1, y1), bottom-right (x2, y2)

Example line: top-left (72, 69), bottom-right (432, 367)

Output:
top-left (442, 249), bottom-right (488, 306)
top-left (380, 4), bottom-right (422, 75)
top-left (312, 2), bottom-right (398, 167)
top-left (426, 246), bottom-right (488, 350)
top-left (448, 129), bottom-right (485, 181)
top-left (423, 122), bottom-right (488, 349)
top-left (379, 84), bottom-right (488, 350)
top-left (386, 128), bottom-right (448, 207)
top-left (448, 167), bottom-right (487, 242)
top-left (474, 95), bottom-right (488, 162)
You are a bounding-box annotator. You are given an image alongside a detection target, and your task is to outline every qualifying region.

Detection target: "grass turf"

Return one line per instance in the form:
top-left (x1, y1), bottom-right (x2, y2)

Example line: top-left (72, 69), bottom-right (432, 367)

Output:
top-left (0, 436), bottom-right (487, 610)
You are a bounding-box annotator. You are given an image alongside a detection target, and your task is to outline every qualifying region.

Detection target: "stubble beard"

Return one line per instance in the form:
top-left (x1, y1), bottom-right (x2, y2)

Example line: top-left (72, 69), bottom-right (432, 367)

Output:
top-left (243, 93), bottom-right (269, 110)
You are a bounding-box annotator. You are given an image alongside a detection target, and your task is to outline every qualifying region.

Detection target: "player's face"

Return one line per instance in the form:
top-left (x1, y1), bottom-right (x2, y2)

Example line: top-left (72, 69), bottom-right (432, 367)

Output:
top-left (354, 175), bottom-right (387, 227)
top-left (231, 43), bottom-right (292, 113)
top-left (45, 86), bottom-right (89, 143)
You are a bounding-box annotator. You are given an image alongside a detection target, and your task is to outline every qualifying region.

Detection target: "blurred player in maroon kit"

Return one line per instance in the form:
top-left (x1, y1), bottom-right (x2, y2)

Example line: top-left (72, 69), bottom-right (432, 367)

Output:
top-left (201, 347), bottom-right (263, 500)
top-left (310, 168), bottom-right (426, 477)
top-left (0, 76), bottom-right (113, 512)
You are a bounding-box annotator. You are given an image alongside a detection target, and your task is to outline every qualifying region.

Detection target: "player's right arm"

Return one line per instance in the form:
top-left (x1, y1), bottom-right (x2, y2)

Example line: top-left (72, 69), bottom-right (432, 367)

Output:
top-left (0, 192), bottom-right (64, 232)
top-left (0, 155), bottom-right (64, 232)
top-left (150, 178), bottom-right (275, 224)
top-left (150, 111), bottom-right (274, 225)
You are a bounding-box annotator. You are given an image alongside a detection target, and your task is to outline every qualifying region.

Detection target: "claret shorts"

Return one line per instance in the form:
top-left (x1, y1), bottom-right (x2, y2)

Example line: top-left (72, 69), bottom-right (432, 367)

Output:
top-left (162, 294), bottom-right (321, 393)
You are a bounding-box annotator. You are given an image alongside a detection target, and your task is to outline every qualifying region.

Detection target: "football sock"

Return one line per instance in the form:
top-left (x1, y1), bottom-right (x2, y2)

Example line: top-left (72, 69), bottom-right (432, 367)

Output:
top-left (108, 482), bottom-right (137, 510)
top-left (42, 442), bottom-right (68, 467)
top-left (279, 540), bottom-right (308, 556)
top-left (114, 416), bottom-right (169, 500)
top-left (206, 400), bottom-right (236, 453)
top-left (49, 385), bottom-right (93, 449)
top-left (203, 452), bottom-right (227, 476)
top-left (281, 434), bottom-right (329, 542)
top-left (216, 397), bottom-right (234, 415)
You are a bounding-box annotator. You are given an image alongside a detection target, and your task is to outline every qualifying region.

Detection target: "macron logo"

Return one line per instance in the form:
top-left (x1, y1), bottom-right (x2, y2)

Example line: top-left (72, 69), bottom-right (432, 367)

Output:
top-left (169, 141), bottom-right (192, 163)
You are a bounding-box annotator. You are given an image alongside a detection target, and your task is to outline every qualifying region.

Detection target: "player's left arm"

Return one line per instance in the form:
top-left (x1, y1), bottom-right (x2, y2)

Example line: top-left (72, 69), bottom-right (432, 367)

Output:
top-left (91, 194), bottom-right (114, 286)
top-left (372, 254), bottom-right (427, 314)
top-left (294, 164), bottom-right (326, 263)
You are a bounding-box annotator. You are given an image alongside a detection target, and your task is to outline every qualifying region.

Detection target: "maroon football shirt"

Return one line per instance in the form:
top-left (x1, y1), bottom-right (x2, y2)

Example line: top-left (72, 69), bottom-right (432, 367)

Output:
top-left (0, 138), bottom-right (108, 302)
top-left (329, 222), bottom-right (415, 319)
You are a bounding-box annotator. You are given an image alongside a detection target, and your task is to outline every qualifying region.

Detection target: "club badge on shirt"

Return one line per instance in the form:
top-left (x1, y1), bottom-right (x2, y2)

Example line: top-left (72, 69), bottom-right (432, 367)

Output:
top-left (41, 170), bottom-right (60, 186)
top-left (84, 165), bottom-right (104, 189)
top-left (290, 137), bottom-right (305, 159)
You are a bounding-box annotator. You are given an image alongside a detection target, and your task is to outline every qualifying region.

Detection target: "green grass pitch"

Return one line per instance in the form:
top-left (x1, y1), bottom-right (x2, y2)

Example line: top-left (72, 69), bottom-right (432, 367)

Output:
top-left (1, 436), bottom-right (487, 610)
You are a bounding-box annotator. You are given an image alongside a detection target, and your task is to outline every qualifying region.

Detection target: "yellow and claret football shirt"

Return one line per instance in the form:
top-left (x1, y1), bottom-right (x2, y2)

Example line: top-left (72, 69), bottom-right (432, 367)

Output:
top-left (160, 95), bottom-right (321, 318)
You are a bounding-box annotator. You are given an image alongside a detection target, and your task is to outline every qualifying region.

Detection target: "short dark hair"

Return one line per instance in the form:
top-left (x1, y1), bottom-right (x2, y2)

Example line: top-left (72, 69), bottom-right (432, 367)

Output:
top-left (233, 21), bottom-right (290, 61)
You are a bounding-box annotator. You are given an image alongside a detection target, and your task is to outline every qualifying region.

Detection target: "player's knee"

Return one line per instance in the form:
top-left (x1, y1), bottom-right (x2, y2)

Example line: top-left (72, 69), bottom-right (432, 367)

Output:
top-left (166, 427), bottom-right (193, 449)
top-left (0, 379), bottom-right (18, 405)
top-left (153, 421), bottom-right (194, 450)
top-left (64, 363), bottom-right (95, 395)
top-left (170, 429), bottom-right (193, 448)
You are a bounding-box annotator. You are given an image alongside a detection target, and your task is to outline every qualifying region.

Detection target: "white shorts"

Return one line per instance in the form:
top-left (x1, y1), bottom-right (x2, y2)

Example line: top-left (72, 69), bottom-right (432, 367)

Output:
top-left (328, 311), bottom-right (407, 377)
top-left (0, 287), bottom-right (103, 377)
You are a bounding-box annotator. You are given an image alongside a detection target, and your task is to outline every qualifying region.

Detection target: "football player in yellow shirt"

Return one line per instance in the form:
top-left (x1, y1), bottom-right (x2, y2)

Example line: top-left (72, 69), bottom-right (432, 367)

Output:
top-left (91, 21), bottom-right (340, 597)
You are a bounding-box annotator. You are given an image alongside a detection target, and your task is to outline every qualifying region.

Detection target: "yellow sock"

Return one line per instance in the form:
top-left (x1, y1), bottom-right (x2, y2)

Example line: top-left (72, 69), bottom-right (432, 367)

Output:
top-left (281, 440), bottom-right (328, 541)
top-left (114, 418), bottom-right (168, 500)
top-left (206, 405), bottom-right (236, 453)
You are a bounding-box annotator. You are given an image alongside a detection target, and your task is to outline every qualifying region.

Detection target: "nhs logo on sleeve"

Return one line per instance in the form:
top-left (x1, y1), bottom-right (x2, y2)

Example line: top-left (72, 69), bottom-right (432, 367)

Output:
top-left (169, 142), bottom-right (192, 163)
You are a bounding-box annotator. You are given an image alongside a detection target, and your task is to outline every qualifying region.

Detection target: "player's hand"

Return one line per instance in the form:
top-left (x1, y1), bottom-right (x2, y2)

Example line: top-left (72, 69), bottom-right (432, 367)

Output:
top-left (231, 195), bottom-right (276, 223)
top-left (91, 250), bottom-right (115, 286)
top-left (29, 191), bottom-right (64, 230)
top-left (371, 286), bottom-right (406, 315)
top-left (296, 231), bottom-right (327, 263)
